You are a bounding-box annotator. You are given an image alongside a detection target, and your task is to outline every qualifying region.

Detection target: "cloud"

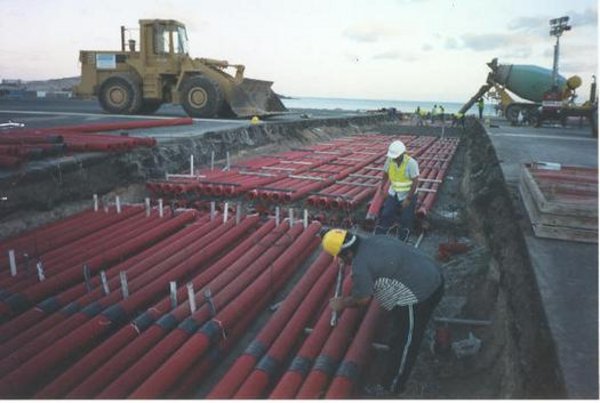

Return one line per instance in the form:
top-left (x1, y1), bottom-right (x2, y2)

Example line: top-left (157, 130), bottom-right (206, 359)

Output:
top-left (507, 16), bottom-right (547, 33)
top-left (422, 43), bottom-right (433, 51)
top-left (342, 23), bottom-right (398, 43)
top-left (499, 47), bottom-right (533, 59)
top-left (461, 33), bottom-right (510, 51)
top-left (444, 37), bottom-right (459, 50)
top-left (372, 51), bottom-right (418, 62)
top-left (570, 7), bottom-right (598, 27)
top-left (507, 8), bottom-right (597, 35)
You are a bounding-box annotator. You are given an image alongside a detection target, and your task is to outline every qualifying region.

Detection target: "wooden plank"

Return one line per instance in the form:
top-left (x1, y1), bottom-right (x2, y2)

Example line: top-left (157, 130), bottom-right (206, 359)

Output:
top-left (531, 222), bottom-right (598, 244)
top-left (519, 181), bottom-right (598, 230)
top-left (521, 166), bottom-right (598, 218)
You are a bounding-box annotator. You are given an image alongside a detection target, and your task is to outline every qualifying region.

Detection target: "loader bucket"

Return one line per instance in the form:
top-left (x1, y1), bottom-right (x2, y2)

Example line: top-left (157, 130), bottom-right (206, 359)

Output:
top-left (229, 78), bottom-right (287, 117)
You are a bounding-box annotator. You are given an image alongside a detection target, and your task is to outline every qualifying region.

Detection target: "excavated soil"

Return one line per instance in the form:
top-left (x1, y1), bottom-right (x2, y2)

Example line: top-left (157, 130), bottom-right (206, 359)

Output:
top-left (0, 114), bottom-right (565, 398)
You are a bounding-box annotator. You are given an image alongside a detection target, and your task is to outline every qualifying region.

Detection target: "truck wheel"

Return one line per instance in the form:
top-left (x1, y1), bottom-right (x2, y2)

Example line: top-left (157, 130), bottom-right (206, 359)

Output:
top-left (98, 73), bottom-right (142, 114)
top-left (180, 76), bottom-right (223, 118)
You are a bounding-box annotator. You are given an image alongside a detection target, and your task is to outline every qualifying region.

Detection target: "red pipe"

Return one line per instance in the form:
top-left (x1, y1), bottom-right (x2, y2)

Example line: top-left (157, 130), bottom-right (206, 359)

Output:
top-left (128, 223), bottom-right (321, 398)
top-left (295, 301), bottom-right (366, 398)
top-left (208, 252), bottom-right (334, 398)
top-left (232, 258), bottom-right (338, 398)
top-left (93, 221), bottom-right (297, 398)
top-left (167, 288), bottom-right (273, 398)
top-left (37, 218), bottom-right (275, 398)
top-left (46, 117), bottom-right (193, 133)
top-left (325, 301), bottom-right (385, 398)
top-left (0, 217), bottom-right (217, 362)
top-left (0, 215), bottom-right (257, 398)
top-left (2, 209), bottom-right (159, 293)
top-left (1, 209), bottom-right (176, 303)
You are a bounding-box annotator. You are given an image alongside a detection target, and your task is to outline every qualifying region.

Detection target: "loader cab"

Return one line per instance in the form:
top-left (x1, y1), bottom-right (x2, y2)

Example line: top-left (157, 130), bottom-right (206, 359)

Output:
top-left (138, 19), bottom-right (189, 60)
top-left (151, 22), bottom-right (189, 55)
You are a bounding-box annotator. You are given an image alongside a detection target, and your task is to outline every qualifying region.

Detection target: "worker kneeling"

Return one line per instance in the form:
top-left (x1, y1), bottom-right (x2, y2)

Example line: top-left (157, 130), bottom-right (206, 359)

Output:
top-left (322, 228), bottom-right (444, 395)
top-left (376, 140), bottom-right (419, 240)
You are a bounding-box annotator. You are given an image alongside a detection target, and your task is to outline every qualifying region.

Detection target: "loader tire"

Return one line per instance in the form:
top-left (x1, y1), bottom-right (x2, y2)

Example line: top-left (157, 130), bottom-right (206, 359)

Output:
top-left (180, 76), bottom-right (223, 118)
top-left (98, 73), bottom-right (142, 114)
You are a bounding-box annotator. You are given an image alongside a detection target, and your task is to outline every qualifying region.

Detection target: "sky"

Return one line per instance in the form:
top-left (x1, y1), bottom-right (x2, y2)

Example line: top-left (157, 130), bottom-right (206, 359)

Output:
top-left (0, 0), bottom-right (597, 103)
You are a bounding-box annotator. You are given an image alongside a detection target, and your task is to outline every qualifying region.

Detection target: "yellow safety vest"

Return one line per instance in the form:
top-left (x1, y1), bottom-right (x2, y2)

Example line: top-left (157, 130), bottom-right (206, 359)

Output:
top-left (388, 155), bottom-right (413, 193)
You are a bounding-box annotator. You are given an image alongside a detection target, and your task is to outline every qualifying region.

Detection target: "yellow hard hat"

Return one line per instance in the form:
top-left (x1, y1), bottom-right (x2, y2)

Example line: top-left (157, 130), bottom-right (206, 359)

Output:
top-left (251, 116), bottom-right (260, 124)
top-left (321, 229), bottom-right (356, 257)
top-left (322, 229), bottom-right (347, 256)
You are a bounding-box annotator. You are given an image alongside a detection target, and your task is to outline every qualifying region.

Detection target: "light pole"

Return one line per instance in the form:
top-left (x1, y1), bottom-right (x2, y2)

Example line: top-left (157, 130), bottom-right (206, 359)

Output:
top-left (549, 16), bottom-right (571, 88)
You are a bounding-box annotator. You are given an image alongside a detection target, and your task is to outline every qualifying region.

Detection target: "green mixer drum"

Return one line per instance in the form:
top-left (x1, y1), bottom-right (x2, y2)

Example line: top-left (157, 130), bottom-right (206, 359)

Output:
top-left (493, 64), bottom-right (567, 102)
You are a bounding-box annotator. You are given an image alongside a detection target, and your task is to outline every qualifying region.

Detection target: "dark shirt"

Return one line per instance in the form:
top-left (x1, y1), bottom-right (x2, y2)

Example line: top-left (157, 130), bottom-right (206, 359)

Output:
top-left (351, 235), bottom-right (442, 310)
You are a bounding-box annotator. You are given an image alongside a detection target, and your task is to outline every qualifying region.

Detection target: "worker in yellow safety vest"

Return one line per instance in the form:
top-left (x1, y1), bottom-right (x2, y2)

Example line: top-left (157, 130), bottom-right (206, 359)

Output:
top-left (452, 112), bottom-right (465, 128)
top-left (376, 140), bottom-right (420, 241)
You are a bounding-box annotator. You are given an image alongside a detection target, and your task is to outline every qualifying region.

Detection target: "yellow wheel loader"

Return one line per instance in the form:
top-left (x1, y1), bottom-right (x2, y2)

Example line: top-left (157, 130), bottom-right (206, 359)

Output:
top-left (74, 19), bottom-right (287, 118)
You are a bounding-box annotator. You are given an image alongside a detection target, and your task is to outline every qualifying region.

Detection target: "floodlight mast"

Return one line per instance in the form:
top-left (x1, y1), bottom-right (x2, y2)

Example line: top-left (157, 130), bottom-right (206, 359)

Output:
top-left (549, 16), bottom-right (571, 87)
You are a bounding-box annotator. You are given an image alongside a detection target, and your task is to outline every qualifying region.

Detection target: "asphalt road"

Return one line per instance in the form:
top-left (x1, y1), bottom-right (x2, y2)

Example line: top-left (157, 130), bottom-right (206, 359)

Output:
top-left (486, 116), bottom-right (598, 398)
top-left (0, 97), bottom-right (365, 134)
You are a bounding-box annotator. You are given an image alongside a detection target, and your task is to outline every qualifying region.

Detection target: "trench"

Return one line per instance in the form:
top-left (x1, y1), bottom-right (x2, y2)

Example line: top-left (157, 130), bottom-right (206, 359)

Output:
top-left (0, 113), bottom-right (565, 398)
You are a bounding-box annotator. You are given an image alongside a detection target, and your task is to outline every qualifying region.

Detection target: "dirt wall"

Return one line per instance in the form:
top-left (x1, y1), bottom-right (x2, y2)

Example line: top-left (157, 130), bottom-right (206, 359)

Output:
top-left (460, 119), bottom-right (565, 398)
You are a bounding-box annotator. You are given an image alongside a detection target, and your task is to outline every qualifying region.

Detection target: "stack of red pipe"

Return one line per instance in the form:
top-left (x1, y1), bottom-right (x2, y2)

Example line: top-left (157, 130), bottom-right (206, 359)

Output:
top-left (0, 118), bottom-right (188, 168)
top-left (0, 207), bottom-right (195, 320)
top-left (0, 208), bottom-right (331, 399)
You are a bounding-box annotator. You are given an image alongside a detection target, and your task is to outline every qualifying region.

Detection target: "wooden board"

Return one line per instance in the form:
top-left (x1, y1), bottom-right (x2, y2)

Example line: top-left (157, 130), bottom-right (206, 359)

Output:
top-left (519, 164), bottom-right (598, 243)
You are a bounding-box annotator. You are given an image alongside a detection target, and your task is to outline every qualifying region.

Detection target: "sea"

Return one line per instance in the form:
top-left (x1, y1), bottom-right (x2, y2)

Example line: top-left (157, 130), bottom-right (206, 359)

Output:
top-left (281, 96), bottom-right (497, 115)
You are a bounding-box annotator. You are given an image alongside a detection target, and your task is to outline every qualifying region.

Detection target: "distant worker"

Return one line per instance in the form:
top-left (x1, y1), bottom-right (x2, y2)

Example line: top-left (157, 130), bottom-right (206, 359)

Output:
top-left (431, 104), bottom-right (438, 123)
top-left (452, 112), bottom-right (465, 128)
top-left (415, 106), bottom-right (424, 126)
top-left (477, 97), bottom-right (484, 120)
top-left (322, 228), bottom-right (444, 395)
top-left (376, 140), bottom-right (419, 241)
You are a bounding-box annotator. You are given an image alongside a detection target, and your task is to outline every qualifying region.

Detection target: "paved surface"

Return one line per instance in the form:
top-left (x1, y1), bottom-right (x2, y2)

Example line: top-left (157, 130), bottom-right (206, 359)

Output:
top-left (486, 117), bottom-right (598, 398)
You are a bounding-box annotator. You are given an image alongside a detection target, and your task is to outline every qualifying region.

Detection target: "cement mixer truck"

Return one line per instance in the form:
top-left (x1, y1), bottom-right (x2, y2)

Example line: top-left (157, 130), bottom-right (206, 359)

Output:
top-left (460, 58), bottom-right (597, 135)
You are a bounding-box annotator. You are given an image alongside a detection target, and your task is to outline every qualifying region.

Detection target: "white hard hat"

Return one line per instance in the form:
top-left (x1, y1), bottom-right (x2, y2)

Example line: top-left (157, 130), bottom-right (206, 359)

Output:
top-left (387, 140), bottom-right (406, 158)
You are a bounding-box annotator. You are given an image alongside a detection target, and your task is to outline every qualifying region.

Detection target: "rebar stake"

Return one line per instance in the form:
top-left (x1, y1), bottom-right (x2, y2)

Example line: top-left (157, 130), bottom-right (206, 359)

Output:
top-left (210, 201), bottom-right (216, 221)
top-left (187, 282), bottom-right (197, 313)
top-left (120, 271), bottom-right (129, 299)
top-left (8, 250), bottom-right (16, 277)
top-left (36, 260), bottom-right (46, 282)
top-left (169, 281), bottom-right (178, 310)
top-left (223, 202), bottom-right (229, 223)
top-left (83, 264), bottom-right (92, 292)
top-left (236, 202), bottom-right (242, 224)
top-left (100, 270), bottom-right (110, 295)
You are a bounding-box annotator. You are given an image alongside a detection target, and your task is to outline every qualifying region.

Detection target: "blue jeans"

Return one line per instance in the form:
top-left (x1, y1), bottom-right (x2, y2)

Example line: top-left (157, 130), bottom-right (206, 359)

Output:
top-left (375, 194), bottom-right (416, 237)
